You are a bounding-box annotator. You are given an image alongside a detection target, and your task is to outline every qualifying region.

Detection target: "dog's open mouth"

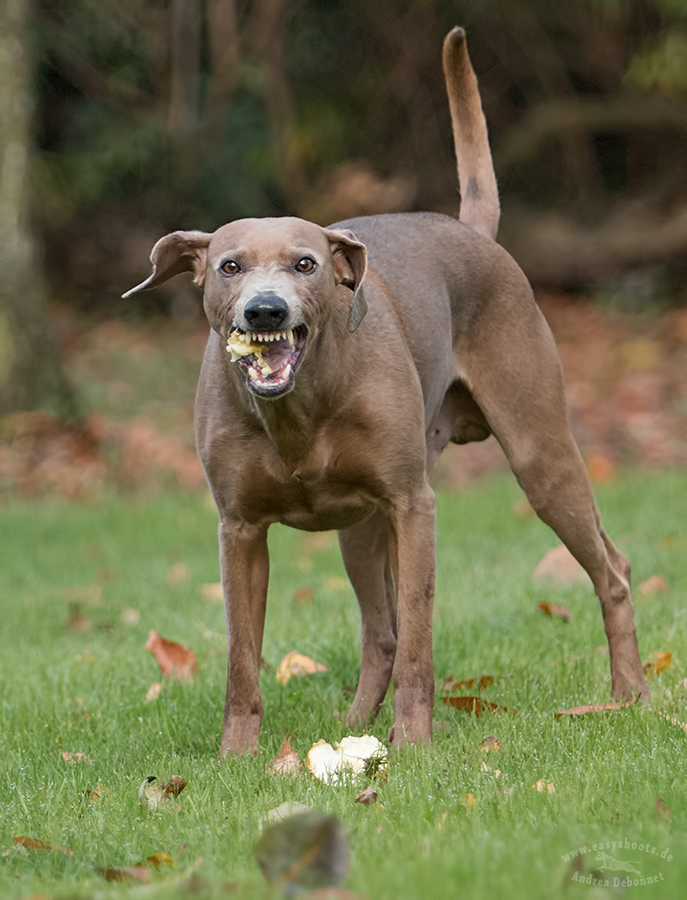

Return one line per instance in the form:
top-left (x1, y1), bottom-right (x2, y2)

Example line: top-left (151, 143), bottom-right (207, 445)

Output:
top-left (226, 326), bottom-right (307, 396)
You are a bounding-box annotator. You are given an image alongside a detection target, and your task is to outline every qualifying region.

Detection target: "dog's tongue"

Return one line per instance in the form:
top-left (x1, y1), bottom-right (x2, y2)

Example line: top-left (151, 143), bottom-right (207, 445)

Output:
top-left (261, 342), bottom-right (293, 371)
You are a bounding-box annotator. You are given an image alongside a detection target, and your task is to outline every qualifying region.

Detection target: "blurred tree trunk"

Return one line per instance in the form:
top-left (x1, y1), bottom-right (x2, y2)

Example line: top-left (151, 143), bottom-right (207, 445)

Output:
top-left (0, 0), bottom-right (75, 418)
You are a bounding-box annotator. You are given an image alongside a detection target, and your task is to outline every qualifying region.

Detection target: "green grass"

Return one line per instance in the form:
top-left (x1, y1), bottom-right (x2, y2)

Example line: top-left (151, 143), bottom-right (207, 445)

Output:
top-left (0, 470), bottom-right (685, 898)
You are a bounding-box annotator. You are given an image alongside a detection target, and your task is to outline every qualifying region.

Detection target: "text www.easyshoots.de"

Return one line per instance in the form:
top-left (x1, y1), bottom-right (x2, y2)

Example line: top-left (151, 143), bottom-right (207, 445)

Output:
top-left (562, 838), bottom-right (673, 888)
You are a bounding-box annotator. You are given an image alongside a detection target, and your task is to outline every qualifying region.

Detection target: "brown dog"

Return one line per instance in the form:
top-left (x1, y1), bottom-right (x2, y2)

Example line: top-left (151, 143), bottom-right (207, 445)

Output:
top-left (125, 28), bottom-right (648, 755)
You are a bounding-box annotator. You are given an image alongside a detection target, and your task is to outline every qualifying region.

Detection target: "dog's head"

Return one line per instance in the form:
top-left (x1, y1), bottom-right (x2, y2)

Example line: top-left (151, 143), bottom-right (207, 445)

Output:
top-left (123, 217), bottom-right (367, 398)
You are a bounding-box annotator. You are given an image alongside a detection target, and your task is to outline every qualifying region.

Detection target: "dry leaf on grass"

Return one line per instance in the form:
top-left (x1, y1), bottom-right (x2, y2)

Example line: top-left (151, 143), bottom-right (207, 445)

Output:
top-left (146, 631), bottom-right (198, 681)
top-left (555, 702), bottom-right (631, 717)
top-left (96, 866), bottom-right (150, 883)
top-left (442, 674), bottom-right (494, 692)
top-left (537, 601), bottom-right (571, 621)
top-left (135, 852), bottom-right (174, 869)
top-left (200, 582), bottom-right (224, 603)
top-left (586, 452), bottom-right (616, 483)
top-left (276, 652), bottom-right (327, 685)
top-left (512, 498), bottom-right (535, 519)
top-left (166, 563), bottom-right (190, 587)
top-left (644, 651), bottom-right (673, 678)
top-left (533, 779), bottom-right (555, 793)
top-left (138, 775), bottom-right (187, 810)
top-left (638, 574), bottom-right (669, 597)
top-left (64, 605), bottom-right (93, 633)
top-left (254, 809), bottom-right (350, 895)
top-left (293, 586), bottom-right (315, 605)
top-left (460, 793), bottom-right (476, 810)
top-left (62, 751), bottom-right (92, 764)
top-left (324, 576), bottom-right (348, 592)
top-left (146, 682), bottom-right (163, 702)
top-left (479, 735), bottom-right (500, 752)
top-left (655, 797), bottom-right (672, 823)
top-left (121, 607), bottom-right (140, 626)
top-left (266, 737), bottom-right (302, 776)
top-left (7, 837), bottom-right (74, 857)
top-left (533, 545), bottom-right (588, 587)
top-left (355, 786), bottom-right (378, 806)
top-left (442, 696), bottom-right (515, 716)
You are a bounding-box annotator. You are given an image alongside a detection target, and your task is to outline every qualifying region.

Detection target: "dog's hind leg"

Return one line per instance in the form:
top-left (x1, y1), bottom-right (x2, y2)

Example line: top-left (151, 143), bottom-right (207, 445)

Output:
top-left (463, 297), bottom-right (648, 702)
top-left (339, 511), bottom-right (398, 727)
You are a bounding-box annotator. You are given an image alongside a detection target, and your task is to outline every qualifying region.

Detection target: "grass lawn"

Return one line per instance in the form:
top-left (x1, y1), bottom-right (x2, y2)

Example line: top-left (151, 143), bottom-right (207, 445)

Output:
top-left (0, 470), bottom-right (685, 898)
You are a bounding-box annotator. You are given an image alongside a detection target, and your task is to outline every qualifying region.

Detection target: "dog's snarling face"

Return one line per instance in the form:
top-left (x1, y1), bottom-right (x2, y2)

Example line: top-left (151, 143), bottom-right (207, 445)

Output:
top-left (124, 217), bottom-right (367, 399)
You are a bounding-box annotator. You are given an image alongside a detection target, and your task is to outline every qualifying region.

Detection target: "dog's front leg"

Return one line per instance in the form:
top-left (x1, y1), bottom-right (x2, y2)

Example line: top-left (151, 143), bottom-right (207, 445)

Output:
top-left (388, 481), bottom-right (436, 747)
top-left (218, 519), bottom-right (269, 756)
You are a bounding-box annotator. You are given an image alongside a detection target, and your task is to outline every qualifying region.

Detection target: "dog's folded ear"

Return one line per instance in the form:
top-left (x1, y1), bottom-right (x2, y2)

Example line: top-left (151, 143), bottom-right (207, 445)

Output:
top-left (324, 228), bottom-right (368, 332)
top-left (122, 230), bottom-right (212, 297)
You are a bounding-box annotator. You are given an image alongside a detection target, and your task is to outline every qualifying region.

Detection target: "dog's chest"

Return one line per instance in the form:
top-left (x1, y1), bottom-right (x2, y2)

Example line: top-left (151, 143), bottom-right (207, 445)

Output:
top-left (238, 439), bottom-right (378, 532)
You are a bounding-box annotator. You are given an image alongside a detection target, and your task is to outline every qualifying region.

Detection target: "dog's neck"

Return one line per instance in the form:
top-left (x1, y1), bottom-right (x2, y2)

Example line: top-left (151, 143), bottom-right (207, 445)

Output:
top-left (242, 323), bottom-right (356, 465)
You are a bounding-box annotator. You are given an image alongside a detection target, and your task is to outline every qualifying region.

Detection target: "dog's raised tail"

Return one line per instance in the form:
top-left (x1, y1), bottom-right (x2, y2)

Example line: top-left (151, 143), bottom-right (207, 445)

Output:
top-left (442, 27), bottom-right (499, 240)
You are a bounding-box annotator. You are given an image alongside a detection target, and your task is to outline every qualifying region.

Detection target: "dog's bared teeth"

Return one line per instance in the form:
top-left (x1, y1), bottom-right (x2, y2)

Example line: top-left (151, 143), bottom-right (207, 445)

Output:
top-left (248, 365), bottom-right (259, 380)
top-left (283, 363), bottom-right (292, 379)
top-left (287, 330), bottom-right (295, 349)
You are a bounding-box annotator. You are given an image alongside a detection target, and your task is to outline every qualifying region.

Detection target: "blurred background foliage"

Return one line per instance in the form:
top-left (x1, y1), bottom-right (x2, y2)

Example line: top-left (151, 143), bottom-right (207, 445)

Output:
top-left (29, 0), bottom-right (687, 315)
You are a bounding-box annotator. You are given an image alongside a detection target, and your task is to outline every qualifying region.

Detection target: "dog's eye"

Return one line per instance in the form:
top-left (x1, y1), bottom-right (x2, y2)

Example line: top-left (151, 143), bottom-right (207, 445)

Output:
top-left (295, 257), bottom-right (316, 274)
top-left (220, 259), bottom-right (241, 276)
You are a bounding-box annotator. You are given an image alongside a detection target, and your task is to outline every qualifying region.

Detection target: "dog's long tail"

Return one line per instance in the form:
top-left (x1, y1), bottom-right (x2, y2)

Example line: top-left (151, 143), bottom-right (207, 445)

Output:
top-left (442, 27), bottom-right (500, 240)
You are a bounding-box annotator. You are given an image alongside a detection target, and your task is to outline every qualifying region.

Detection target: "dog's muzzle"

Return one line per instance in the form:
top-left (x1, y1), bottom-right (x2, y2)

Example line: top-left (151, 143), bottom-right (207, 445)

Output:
top-left (226, 325), bottom-right (307, 398)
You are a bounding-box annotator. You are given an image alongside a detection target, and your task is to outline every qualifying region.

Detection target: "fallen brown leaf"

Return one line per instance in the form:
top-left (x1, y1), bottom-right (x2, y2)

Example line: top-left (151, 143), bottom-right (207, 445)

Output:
top-left (266, 737), bottom-right (303, 776)
top-left (586, 452), bottom-right (616, 484)
top-left (442, 674), bottom-right (494, 693)
top-left (121, 607), bottom-right (140, 626)
top-left (512, 498), bottom-right (535, 519)
top-left (135, 852), bottom-right (174, 868)
top-left (302, 532), bottom-right (336, 552)
top-left (64, 604), bottom-right (93, 633)
top-left (200, 582), bottom-right (224, 603)
top-left (83, 783), bottom-right (105, 803)
top-left (533, 545), bottom-right (588, 587)
top-left (460, 793), bottom-right (475, 809)
top-left (442, 695), bottom-right (515, 715)
top-left (537, 601), bottom-right (571, 621)
top-left (96, 866), bottom-right (150, 883)
top-left (62, 751), bottom-right (92, 764)
top-left (655, 797), bottom-right (672, 824)
top-left (479, 735), bottom-right (500, 752)
top-left (166, 562), bottom-right (190, 587)
top-left (145, 631), bottom-right (198, 681)
top-left (145, 682), bottom-right (163, 702)
top-left (555, 702), bottom-right (631, 717)
top-left (354, 786), bottom-right (378, 806)
top-left (276, 652), bottom-right (327, 685)
top-left (324, 576), bottom-right (348, 592)
top-left (639, 574), bottom-right (669, 597)
top-left (293, 586), bottom-right (315, 605)
top-left (533, 779), bottom-right (555, 793)
top-left (12, 837), bottom-right (74, 856)
top-left (644, 651), bottom-right (673, 678)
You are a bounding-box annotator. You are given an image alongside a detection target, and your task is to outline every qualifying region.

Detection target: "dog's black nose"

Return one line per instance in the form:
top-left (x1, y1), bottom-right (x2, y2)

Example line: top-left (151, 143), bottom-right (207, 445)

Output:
top-left (243, 293), bottom-right (289, 331)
